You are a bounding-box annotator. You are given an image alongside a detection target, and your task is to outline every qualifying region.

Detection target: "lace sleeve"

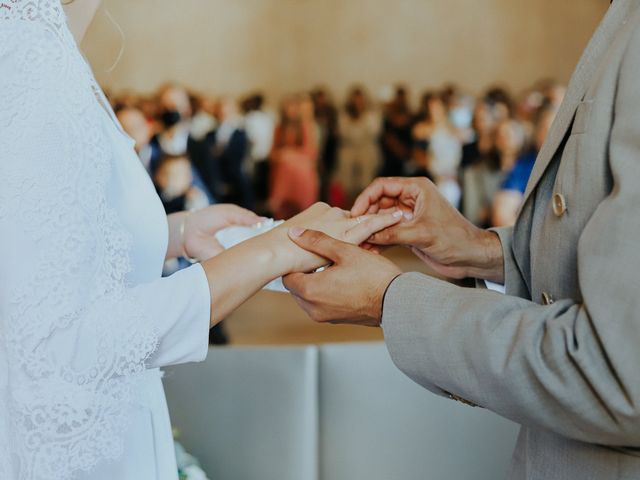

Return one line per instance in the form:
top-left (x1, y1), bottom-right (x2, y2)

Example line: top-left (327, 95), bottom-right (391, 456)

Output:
top-left (0, 11), bottom-right (209, 480)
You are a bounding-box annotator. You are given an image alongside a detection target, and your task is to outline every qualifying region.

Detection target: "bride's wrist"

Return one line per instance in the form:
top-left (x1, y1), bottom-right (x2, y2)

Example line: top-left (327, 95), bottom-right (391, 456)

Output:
top-left (259, 228), bottom-right (296, 277)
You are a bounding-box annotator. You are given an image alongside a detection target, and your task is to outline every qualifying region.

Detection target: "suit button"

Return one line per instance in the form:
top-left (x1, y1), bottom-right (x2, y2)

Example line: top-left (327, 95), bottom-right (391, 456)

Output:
top-left (542, 292), bottom-right (555, 305)
top-left (552, 193), bottom-right (567, 217)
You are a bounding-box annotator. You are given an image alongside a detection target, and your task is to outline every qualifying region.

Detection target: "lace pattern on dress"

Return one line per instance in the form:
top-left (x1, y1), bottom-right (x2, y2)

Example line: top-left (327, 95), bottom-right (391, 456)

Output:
top-left (0, 2), bottom-right (159, 479)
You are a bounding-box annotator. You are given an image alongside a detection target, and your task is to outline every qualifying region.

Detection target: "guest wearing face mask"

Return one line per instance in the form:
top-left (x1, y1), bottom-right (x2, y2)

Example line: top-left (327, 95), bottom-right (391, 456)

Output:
top-left (151, 85), bottom-right (214, 205)
top-left (154, 84), bottom-right (193, 156)
top-left (442, 84), bottom-right (474, 144)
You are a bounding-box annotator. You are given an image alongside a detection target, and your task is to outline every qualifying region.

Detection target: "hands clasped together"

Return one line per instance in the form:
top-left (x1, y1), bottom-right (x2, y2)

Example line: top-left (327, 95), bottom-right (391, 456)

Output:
top-left (189, 177), bottom-right (504, 328)
top-left (282, 177), bottom-right (505, 327)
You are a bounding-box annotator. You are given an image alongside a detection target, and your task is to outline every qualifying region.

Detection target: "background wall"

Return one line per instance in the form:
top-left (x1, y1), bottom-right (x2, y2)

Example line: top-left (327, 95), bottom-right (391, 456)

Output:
top-left (83, 0), bottom-right (608, 101)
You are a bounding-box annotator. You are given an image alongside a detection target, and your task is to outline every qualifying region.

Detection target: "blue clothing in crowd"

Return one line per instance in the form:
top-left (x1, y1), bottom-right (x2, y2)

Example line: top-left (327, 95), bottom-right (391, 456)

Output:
top-left (502, 150), bottom-right (537, 194)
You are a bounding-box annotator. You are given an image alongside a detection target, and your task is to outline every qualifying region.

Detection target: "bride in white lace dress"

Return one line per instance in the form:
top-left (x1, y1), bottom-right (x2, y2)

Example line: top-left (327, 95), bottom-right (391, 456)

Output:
top-left (0, 2), bottom-right (402, 479)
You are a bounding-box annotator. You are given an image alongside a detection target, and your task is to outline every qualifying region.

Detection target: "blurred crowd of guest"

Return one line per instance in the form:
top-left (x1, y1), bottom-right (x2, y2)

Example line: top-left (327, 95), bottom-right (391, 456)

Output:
top-left (112, 79), bottom-right (564, 231)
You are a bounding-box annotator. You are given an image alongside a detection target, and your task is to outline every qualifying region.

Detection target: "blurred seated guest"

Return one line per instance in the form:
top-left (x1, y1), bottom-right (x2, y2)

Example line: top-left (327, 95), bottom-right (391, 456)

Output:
top-left (201, 96), bottom-right (253, 209)
top-left (155, 83), bottom-right (193, 156)
top-left (492, 105), bottom-right (557, 227)
top-left (124, 87), bottom-right (213, 203)
top-left (242, 93), bottom-right (275, 213)
top-left (336, 87), bottom-right (381, 205)
top-left (441, 84), bottom-right (474, 144)
top-left (461, 99), bottom-right (497, 168)
top-left (462, 118), bottom-right (525, 227)
top-left (154, 87), bottom-right (213, 202)
top-left (311, 87), bottom-right (339, 201)
top-left (269, 98), bottom-right (319, 219)
top-left (117, 107), bottom-right (163, 175)
top-left (153, 153), bottom-right (226, 345)
top-left (484, 86), bottom-right (515, 122)
top-left (154, 86), bottom-right (215, 197)
top-left (189, 93), bottom-right (218, 143)
top-left (412, 92), bottom-right (463, 207)
top-left (540, 78), bottom-right (567, 109)
top-left (380, 85), bottom-right (413, 177)
top-left (154, 155), bottom-right (210, 215)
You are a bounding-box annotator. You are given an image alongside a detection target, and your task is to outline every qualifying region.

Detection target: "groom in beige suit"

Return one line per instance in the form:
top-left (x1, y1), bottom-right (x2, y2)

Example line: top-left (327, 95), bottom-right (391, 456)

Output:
top-left (284, 1), bottom-right (640, 478)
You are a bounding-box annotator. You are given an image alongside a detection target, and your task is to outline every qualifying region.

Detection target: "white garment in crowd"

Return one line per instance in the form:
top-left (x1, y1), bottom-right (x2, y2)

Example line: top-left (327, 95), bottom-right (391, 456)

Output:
top-left (245, 109), bottom-right (275, 162)
top-left (0, 3), bottom-right (211, 479)
top-left (428, 127), bottom-right (463, 207)
top-left (158, 123), bottom-right (191, 156)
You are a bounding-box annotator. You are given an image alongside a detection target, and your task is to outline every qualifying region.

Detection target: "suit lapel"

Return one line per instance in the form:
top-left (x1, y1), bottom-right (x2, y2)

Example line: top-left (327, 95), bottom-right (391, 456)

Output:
top-left (522, 0), bottom-right (629, 202)
top-left (509, 0), bottom-right (632, 296)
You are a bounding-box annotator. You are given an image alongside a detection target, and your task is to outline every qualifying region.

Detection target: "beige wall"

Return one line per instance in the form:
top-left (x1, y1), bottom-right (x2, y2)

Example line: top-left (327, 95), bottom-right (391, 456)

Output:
top-left (83, 0), bottom-right (608, 102)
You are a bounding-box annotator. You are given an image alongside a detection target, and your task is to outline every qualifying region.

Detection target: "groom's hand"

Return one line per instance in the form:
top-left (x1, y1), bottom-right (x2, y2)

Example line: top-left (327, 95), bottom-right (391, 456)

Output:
top-left (352, 177), bottom-right (504, 283)
top-left (283, 229), bottom-right (402, 327)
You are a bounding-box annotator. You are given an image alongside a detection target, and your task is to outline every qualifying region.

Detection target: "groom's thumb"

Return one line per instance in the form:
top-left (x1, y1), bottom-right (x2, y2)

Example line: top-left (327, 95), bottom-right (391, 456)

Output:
top-left (288, 228), bottom-right (345, 262)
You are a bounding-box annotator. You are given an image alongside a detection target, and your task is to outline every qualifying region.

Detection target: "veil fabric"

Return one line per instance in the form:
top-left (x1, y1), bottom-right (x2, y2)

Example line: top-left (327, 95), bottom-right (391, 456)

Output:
top-left (0, 2), bottom-right (160, 478)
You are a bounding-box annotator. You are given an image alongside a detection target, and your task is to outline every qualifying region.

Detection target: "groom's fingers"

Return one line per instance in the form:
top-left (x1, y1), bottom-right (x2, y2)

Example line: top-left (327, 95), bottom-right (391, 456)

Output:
top-left (285, 281), bottom-right (314, 307)
top-left (346, 211), bottom-right (403, 245)
top-left (288, 229), bottom-right (346, 263)
top-left (367, 223), bottom-right (415, 246)
top-left (351, 178), bottom-right (407, 217)
top-left (283, 274), bottom-right (321, 306)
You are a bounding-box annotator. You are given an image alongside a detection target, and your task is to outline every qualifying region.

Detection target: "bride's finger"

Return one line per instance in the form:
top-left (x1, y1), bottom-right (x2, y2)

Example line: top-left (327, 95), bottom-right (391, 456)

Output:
top-left (345, 211), bottom-right (403, 245)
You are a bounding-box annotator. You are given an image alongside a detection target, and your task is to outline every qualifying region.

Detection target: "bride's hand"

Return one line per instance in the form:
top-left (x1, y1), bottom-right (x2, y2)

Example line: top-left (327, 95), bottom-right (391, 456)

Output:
top-left (265, 202), bottom-right (403, 275)
top-left (183, 204), bottom-right (262, 260)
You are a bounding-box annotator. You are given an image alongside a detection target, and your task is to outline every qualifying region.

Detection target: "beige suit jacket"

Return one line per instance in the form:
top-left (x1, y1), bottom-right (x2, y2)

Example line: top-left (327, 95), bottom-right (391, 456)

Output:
top-left (382, 2), bottom-right (640, 478)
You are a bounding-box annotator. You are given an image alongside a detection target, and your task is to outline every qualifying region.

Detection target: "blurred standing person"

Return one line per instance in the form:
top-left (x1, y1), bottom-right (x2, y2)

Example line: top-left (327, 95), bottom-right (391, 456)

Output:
top-left (442, 84), bottom-right (475, 144)
top-left (269, 97), bottom-right (320, 219)
top-left (189, 93), bottom-right (217, 145)
top-left (492, 106), bottom-right (557, 227)
top-left (540, 78), bottom-right (567, 109)
top-left (412, 92), bottom-right (463, 207)
top-left (336, 87), bottom-right (382, 205)
top-left (202, 97), bottom-right (253, 209)
top-left (461, 100), bottom-right (497, 168)
top-left (299, 93), bottom-right (321, 160)
top-left (155, 84), bottom-right (193, 157)
top-left (462, 119), bottom-right (525, 227)
top-left (152, 85), bottom-right (213, 202)
top-left (187, 94), bottom-right (218, 203)
top-left (311, 88), bottom-right (339, 202)
top-left (380, 86), bottom-right (413, 177)
top-left (243, 93), bottom-right (275, 214)
top-left (484, 86), bottom-right (514, 122)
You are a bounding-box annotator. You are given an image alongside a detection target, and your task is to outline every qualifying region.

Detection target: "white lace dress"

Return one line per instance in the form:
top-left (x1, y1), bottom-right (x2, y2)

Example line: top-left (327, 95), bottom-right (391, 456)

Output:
top-left (0, 2), bottom-right (212, 479)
